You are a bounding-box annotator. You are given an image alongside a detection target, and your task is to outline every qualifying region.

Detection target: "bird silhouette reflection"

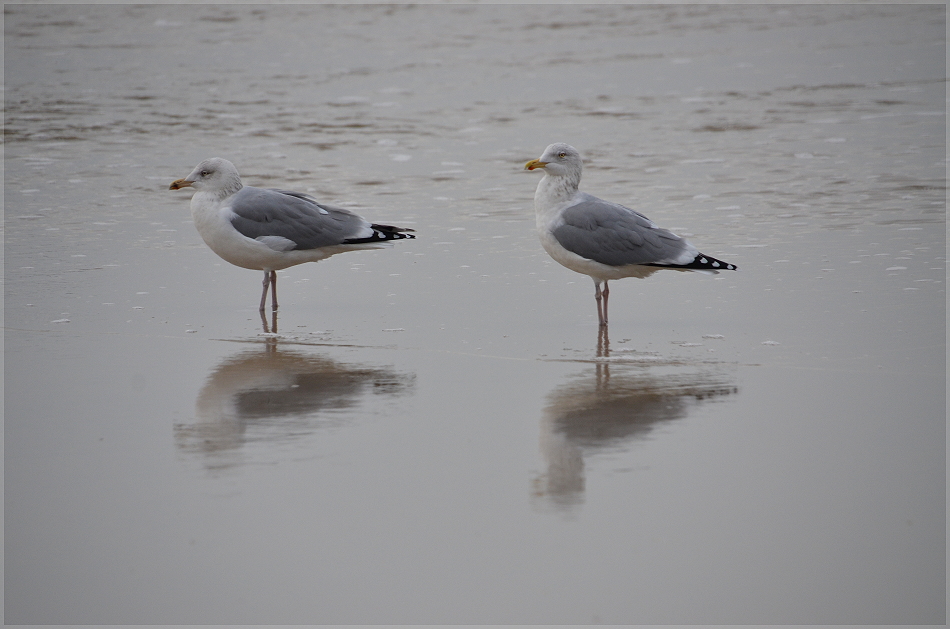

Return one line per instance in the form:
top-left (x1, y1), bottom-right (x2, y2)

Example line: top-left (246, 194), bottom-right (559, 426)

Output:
top-left (175, 311), bottom-right (414, 469)
top-left (534, 327), bottom-right (737, 510)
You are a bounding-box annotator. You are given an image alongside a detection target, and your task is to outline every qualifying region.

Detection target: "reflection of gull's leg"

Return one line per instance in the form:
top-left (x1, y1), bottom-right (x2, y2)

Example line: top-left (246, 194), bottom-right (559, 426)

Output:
top-left (596, 326), bottom-right (610, 388)
top-left (597, 326), bottom-right (610, 357)
top-left (259, 309), bottom-right (279, 341)
top-left (259, 308), bottom-right (279, 354)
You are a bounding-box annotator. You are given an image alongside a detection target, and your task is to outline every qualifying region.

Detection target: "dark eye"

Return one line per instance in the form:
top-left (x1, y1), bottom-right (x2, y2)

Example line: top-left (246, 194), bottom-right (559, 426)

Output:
top-left (200, 170), bottom-right (210, 177)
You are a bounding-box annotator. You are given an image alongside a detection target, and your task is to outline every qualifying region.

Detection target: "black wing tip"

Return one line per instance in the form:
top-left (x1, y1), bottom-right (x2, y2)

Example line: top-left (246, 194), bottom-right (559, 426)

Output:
top-left (650, 253), bottom-right (737, 271)
top-left (344, 224), bottom-right (416, 244)
top-left (688, 253), bottom-right (737, 271)
top-left (374, 224), bottom-right (416, 239)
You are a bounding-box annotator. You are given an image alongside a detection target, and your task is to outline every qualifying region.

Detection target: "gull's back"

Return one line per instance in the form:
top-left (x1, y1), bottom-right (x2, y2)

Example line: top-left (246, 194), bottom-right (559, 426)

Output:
top-left (227, 186), bottom-right (372, 251)
top-left (552, 194), bottom-right (696, 268)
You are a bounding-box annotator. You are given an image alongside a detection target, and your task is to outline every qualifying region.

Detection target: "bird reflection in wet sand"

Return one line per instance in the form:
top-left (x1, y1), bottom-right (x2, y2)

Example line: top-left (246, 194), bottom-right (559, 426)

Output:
top-left (533, 327), bottom-right (737, 510)
top-left (175, 312), bottom-right (414, 470)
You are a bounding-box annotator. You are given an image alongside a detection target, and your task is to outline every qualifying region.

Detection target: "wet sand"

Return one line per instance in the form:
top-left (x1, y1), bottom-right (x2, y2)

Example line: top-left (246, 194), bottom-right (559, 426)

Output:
top-left (4, 4), bottom-right (945, 625)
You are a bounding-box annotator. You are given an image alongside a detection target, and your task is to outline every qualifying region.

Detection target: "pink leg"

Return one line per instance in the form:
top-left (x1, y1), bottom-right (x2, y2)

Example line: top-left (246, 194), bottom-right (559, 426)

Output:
top-left (602, 281), bottom-right (609, 326)
top-left (259, 270), bottom-right (279, 311)
top-left (259, 271), bottom-right (270, 311)
top-left (270, 270), bottom-right (278, 311)
top-left (593, 280), bottom-right (607, 326)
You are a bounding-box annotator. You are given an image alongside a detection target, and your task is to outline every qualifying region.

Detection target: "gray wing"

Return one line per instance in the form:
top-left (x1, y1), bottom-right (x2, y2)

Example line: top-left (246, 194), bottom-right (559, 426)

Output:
top-left (227, 186), bottom-right (370, 250)
top-left (552, 197), bottom-right (693, 267)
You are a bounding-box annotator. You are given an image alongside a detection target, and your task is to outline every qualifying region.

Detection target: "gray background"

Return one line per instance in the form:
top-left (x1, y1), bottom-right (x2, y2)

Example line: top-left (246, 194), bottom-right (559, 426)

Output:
top-left (5, 3), bottom-right (945, 625)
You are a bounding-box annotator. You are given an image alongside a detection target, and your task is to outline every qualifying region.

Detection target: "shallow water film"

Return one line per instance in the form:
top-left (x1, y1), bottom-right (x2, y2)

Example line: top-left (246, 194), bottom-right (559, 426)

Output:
top-left (5, 4), bottom-right (945, 625)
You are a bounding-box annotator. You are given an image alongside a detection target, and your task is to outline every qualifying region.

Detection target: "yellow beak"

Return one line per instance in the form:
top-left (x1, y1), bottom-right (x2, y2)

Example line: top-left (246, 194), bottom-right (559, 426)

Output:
top-left (169, 178), bottom-right (194, 190)
top-left (524, 159), bottom-right (548, 171)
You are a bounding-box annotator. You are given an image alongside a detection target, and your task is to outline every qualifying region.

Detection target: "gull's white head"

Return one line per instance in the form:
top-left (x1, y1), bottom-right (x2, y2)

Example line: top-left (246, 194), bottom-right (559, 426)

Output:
top-left (524, 143), bottom-right (583, 178)
top-left (170, 157), bottom-right (243, 197)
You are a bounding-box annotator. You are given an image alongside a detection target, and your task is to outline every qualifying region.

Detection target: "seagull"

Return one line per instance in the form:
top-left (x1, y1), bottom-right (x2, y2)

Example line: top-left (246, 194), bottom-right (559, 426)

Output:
top-left (170, 158), bottom-right (414, 311)
top-left (525, 143), bottom-right (736, 326)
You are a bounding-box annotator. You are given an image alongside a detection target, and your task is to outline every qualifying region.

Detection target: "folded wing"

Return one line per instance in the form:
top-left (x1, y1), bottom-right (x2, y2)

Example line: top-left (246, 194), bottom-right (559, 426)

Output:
top-left (227, 187), bottom-right (374, 250)
top-left (552, 196), bottom-right (697, 268)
